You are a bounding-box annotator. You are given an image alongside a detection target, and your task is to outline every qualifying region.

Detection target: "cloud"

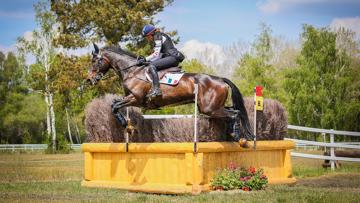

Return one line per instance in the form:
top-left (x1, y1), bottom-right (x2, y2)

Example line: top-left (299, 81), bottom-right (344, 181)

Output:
top-left (23, 31), bottom-right (34, 42)
top-left (0, 44), bottom-right (17, 54)
top-left (180, 39), bottom-right (227, 67)
top-left (256, 0), bottom-right (359, 14)
top-left (330, 17), bottom-right (360, 36)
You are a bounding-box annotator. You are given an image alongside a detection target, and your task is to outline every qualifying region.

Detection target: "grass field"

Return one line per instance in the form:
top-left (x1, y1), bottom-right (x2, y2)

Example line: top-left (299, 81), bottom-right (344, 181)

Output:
top-left (0, 150), bottom-right (359, 203)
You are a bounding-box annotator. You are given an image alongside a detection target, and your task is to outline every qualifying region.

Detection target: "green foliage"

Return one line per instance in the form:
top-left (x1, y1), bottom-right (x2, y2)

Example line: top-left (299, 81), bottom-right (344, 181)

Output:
top-left (181, 59), bottom-right (215, 75)
top-left (51, 0), bottom-right (174, 48)
top-left (1, 93), bottom-right (46, 144)
top-left (0, 52), bottom-right (46, 144)
top-left (45, 133), bottom-right (71, 154)
top-left (211, 163), bottom-right (268, 191)
top-left (232, 23), bottom-right (286, 101)
top-left (283, 25), bottom-right (360, 131)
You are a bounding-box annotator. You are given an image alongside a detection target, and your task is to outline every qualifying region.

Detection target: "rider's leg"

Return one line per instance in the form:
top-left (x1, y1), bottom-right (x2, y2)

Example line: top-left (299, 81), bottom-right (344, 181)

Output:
top-left (151, 56), bottom-right (178, 70)
top-left (147, 64), bottom-right (162, 98)
top-left (148, 56), bottom-right (179, 98)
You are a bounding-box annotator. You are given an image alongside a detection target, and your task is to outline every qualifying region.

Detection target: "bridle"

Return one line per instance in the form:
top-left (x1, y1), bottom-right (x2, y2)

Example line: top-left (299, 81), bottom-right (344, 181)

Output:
top-left (88, 43), bottom-right (147, 84)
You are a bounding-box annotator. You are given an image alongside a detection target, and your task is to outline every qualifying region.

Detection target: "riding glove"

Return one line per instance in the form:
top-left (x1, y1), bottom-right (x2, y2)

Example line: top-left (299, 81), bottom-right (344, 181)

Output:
top-left (136, 55), bottom-right (146, 65)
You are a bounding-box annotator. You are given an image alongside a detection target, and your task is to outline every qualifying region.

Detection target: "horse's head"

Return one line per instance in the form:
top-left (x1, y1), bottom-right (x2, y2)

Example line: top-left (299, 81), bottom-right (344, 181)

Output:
top-left (87, 43), bottom-right (112, 85)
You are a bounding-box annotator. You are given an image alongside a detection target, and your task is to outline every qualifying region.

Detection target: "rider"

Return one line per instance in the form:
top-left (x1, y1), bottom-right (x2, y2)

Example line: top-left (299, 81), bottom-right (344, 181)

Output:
top-left (137, 24), bottom-right (185, 98)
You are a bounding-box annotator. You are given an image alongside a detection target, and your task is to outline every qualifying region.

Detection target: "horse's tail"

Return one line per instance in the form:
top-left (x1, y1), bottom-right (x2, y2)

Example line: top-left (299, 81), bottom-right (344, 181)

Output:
top-left (222, 78), bottom-right (253, 139)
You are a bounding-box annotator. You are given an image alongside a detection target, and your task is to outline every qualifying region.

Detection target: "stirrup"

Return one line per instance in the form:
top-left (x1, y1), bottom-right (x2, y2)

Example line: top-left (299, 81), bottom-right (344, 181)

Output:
top-left (147, 88), bottom-right (162, 98)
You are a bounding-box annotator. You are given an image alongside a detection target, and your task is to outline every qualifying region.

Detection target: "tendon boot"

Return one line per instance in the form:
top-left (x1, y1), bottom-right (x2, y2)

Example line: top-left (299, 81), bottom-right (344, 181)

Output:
top-left (233, 121), bottom-right (241, 141)
top-left (147, 65), bottom-right (162, 98)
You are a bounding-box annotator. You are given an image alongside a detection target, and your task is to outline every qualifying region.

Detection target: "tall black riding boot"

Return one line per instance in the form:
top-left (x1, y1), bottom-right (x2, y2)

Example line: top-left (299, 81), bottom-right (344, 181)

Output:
top-left (147, 65), bottom-right (162, 98)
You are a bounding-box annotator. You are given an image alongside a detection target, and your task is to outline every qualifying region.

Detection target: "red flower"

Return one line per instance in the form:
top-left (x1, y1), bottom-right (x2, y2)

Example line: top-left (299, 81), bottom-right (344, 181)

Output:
top-left (242, 187), bottom-right (250, 191)
top-left (228, 162), bottom-right (237, 170)
top-left (240, 177), bottom-right (246, 181)
top-left (248, 166), bottom-right (256, 174)
top-left (260, 174), bottom-right (267, 180)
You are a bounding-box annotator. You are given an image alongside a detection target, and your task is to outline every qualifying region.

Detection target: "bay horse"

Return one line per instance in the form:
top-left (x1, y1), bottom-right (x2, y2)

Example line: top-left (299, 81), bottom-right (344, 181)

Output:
top-left (87, 44), bottom-right (253, 144)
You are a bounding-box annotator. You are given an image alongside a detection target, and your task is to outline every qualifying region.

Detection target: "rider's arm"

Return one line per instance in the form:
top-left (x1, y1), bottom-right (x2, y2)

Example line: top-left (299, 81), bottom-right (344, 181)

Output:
top-left (146, 36), bottom-right (162, 62)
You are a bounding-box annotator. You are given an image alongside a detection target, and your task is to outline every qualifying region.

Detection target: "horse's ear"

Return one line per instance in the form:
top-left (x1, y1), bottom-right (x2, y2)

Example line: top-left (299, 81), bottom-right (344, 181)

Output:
top-left (93, 43), bottom-right (99, 54)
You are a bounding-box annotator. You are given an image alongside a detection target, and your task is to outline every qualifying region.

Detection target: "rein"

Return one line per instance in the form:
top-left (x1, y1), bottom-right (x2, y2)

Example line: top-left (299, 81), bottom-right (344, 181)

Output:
top-left (101, 49), bottom-right (147, 72)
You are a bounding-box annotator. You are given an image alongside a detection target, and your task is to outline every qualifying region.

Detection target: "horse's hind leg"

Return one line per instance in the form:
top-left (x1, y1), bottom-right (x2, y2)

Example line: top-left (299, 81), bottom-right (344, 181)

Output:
top-left (200, 107), bottom-right (243, 142)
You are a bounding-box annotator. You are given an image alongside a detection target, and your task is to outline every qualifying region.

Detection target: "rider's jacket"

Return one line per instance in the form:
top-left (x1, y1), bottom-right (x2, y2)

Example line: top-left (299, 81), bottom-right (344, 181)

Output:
top-left (146, 31), bottom-right (184, 62)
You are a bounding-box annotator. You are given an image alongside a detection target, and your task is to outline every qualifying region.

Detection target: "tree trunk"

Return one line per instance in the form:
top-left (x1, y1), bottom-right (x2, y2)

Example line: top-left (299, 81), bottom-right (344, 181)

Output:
top-left (74, 120), bottom-right (81, 144)
top-left (49, 92), bottom-right (56, 151)
top-left (44, 92), bottom-right (51, 140)
top-left (65, 107), bottom-right (73, 144)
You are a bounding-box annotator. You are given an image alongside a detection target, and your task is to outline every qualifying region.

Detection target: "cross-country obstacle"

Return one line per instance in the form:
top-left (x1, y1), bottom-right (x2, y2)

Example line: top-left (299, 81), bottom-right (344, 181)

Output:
top-left (82, 92), bottom-right (295, 194)
top-left (81, 140), bottom-right (295, 194)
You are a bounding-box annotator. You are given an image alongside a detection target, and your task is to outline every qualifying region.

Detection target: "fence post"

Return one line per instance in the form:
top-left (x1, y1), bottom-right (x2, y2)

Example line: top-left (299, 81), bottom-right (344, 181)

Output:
top-left (330, 129), bottom-right (335, 170)
top-left (322, 132), bottom-right (326, 152)
top-left (125, 107), bottom-right (129, 152)
top-left (193, 83), bottom-right (199, 153)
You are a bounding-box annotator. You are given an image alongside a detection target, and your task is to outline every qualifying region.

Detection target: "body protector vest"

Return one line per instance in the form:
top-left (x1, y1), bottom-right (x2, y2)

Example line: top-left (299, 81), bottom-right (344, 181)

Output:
top-left (146, 32), bottom-right (185, 62)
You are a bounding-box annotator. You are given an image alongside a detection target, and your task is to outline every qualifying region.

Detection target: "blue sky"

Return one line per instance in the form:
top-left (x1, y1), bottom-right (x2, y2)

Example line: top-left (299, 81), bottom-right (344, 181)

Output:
top-left (156, 0), bottom-right (360, 46)
top-left (0, 0), bottom-right (359, 52)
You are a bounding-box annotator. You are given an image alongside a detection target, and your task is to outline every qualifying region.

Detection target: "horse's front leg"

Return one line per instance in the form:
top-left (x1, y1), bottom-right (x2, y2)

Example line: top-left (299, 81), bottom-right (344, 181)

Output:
top-left (111, 94), bottom-right (139, 128)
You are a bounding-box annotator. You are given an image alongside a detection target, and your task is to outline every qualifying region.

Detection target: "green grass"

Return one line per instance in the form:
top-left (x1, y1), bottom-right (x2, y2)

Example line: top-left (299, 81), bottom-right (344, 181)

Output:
top-left (292, 149), bottom-right (360, 178)
top-left (0, 151), bottom-right (359, 203)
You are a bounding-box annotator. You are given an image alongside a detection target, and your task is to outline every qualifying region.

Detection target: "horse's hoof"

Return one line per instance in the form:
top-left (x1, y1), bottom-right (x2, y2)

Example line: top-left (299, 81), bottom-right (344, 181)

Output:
top-left (239, 138), bottom-right (249, 148)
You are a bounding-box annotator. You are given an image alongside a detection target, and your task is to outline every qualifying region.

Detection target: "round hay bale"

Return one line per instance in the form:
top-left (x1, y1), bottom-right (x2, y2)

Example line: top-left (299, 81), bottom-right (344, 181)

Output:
top-left (149, 117), bottom-right (232, 142)
top-left (243, 97), bottom-right (288, 140)
top-left (84, 94), bottom-right (152, 142)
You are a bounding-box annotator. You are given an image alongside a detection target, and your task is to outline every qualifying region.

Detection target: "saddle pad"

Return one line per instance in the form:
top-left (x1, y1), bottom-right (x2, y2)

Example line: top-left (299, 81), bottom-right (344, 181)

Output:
top-left (146, 72), bottom-right (184, 86)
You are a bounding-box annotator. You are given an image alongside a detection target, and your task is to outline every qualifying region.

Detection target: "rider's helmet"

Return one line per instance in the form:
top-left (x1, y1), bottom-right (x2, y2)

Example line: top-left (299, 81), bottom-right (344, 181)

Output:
top-left (142, 24), bottom-right (156, 37)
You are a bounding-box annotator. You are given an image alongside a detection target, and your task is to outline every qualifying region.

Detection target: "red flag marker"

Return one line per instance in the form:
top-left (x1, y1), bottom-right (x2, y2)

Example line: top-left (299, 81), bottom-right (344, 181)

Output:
top-left (255, 86), bottom-right (263, 97)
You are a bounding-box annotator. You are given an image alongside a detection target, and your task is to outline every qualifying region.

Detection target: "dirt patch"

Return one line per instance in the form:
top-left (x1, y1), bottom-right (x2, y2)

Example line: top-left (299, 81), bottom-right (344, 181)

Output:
top-left (297, 173), bottom-right (360, 188)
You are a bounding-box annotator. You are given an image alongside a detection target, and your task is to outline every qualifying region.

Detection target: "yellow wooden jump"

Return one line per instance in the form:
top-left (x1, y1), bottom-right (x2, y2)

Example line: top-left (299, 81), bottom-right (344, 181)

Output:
top-left (82, 140), bottom-right (296, 194)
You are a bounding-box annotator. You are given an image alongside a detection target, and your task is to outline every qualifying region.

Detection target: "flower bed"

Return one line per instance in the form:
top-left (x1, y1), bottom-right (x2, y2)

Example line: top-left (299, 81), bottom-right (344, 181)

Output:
top-left (211, 163), bottom-right (268, 191)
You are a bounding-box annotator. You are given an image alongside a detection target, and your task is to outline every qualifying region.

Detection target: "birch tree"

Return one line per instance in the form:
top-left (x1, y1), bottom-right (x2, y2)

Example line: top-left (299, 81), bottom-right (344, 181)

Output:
top-left (17, 1), bottom-right (58, 151)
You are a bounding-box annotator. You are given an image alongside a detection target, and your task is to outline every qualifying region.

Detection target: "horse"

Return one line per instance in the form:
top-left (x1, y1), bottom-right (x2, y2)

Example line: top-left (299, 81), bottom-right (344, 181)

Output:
top-left (87, 43), bottom-right (253, 145)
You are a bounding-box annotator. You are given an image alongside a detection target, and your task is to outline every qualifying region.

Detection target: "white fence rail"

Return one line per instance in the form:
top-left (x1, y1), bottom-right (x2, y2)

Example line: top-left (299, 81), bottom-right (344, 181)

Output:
top-left (290, 152), bottom-right (360, 162)
top-left (288, 125), bottom-right (360, 137)
top-left (0, 144), bottom-right (81, 151)
top-left (286, 125), bottom-right (360, 170)
top-left (285, 138), bottom-right (360, 149)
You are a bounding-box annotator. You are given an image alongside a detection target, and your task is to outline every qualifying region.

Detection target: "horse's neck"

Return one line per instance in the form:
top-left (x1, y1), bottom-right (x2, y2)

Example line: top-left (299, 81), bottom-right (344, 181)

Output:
top-left (106, 51), bottom-right (136, 79)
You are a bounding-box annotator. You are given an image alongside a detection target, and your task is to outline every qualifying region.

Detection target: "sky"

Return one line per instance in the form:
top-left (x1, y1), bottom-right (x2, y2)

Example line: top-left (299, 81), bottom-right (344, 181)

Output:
top-left (0, 0), bottom-right (359, 64)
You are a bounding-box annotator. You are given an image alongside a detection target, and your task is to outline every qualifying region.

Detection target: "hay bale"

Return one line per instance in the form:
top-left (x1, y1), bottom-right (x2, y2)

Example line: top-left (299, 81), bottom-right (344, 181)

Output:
top-left (84, 94), bottom-right (153, 142)
top-left (84, 94), bottom-right (287, 142)
top-left (150, 117), bottom-right (232, 142)
top-left (244, 97), bottom-right (288, 140)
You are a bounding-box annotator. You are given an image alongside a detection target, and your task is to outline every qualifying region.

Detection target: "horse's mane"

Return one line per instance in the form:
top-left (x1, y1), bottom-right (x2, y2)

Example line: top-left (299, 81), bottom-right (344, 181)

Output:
top-left (103, 45), bottom-right (137, 58)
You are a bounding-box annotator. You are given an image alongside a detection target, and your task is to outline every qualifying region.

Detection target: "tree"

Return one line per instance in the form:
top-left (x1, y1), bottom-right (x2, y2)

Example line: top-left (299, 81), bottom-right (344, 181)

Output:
top-left (50, 0), bottom-right (174, 48)
top-left (284, 25), bottom-right (360, 131)
top-left (232, 23), bottom-right (286, 100)
top-left (17, 1), bottom-right (58, 150)
top-left (0, 52), bottom-right (46, 144)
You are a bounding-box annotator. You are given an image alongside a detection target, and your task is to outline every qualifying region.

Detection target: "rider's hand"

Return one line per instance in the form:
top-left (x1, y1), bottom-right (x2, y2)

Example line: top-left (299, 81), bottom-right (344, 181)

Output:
top-left (136, 55), bottom-right (146, 65)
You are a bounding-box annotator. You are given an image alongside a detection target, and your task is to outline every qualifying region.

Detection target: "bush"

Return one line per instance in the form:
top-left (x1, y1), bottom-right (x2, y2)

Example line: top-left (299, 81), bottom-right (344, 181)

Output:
top-left (211, 163), bottom-right (268, 191)
top-left (45, 134), bottom-right (72, 154)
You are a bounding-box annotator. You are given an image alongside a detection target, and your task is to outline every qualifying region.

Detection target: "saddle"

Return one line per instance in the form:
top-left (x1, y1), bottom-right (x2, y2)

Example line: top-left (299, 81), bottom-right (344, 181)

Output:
top-left (146, 66), bottom-right (182, 79)
top-left (145, 66), bottom-right (184, 86)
